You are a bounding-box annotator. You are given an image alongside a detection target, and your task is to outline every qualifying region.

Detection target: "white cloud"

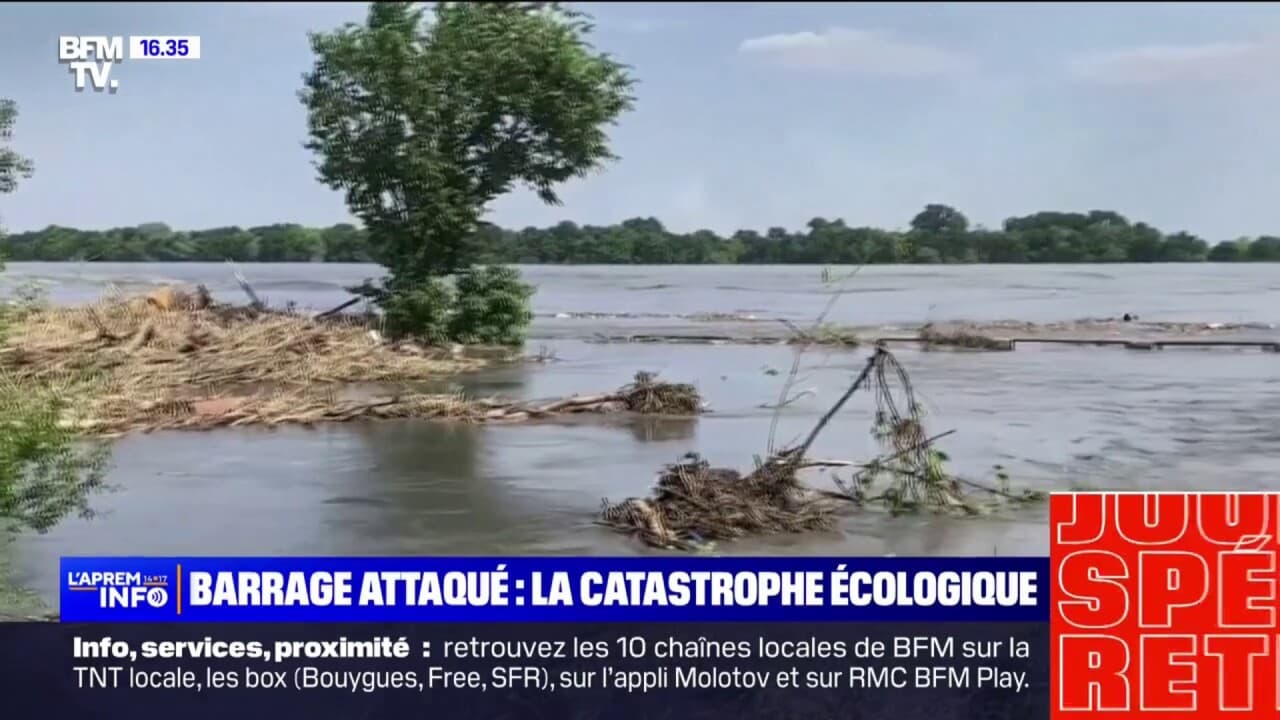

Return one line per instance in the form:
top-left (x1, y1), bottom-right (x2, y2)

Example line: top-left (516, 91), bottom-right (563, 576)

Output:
top-left (738, 27), bottom-right (978, 78)
top-left (1066, 39), bottom-right (1280, 87)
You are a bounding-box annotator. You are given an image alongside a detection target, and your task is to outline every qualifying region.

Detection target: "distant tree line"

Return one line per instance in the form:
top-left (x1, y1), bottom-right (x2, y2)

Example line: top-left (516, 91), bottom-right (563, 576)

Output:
top-left (4, 205), bottom-right (1280, 264)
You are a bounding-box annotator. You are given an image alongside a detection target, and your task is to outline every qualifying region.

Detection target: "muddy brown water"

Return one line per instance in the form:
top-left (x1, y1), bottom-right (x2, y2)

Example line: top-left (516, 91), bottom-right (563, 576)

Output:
top-left (4, 263), bottom-right (1279, 609)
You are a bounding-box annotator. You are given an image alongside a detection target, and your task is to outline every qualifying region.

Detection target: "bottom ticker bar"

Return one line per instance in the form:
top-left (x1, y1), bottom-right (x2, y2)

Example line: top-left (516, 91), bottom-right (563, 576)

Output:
top-left (1, 621), bottom-right (1047, 720)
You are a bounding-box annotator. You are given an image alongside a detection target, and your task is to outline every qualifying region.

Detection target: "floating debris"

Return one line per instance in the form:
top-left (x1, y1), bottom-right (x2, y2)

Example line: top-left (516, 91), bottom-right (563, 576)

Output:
top-left (600, 347), bottom-right (1045, 551)
top-left (618, 371), bottom-right (701, 414)
top-left (917, 323), bottom-right (1014, 351)
top-left (598, 451), bottom-right (836, 551)
top-left (68, 372), bottom-right (703, 436)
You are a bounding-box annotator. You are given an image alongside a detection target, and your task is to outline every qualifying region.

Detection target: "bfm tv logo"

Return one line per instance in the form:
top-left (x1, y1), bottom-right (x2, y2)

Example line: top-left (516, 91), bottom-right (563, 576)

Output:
top-left (66, 571), bottom-right (170, 609)
top-left (1051, 492), bottom-right (1280, 719)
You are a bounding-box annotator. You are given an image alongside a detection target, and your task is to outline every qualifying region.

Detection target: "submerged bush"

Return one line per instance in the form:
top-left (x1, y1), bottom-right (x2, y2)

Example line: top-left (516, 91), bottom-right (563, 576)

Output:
top-left (361, 265), bottom-right (535, 346)
top-left (448, 266), bottom-right (535, 346)
top-left (0, 258), bottom-right (109, 534)
top-left (0, 101), bottom-right (107, 537)
top-left (0, 376), bottom-right (111, 534)
top-left (379, 278), bottom-right (454, 344)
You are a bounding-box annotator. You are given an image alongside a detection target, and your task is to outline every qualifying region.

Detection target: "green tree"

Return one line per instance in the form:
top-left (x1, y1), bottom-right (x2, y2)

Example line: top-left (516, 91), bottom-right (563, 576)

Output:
top-left (909, 204), bottom-right (970, 262)
top-left (12, 210), bottom-right (1280, 267)
top-left (300, 2), bottom-right (634, 341)
top-left (1208, 238), bottom-right (1250, 262)
top-left (1208, 241), bottom-right (1238, 262)
top-left (1125, 223), bottom-right (1165, 263)
top-left (0, 379), bottom-right (110, 535)
top-left (863, 229), bottom-right (905, 264)
top-left (0, 100), bottom-right (34, 196)
top-left (320, 223), bottom-right (371, 262)
top-left (1248, 236), bottom-right (1280, 261)
top-left (252, 224), bottom-right (322, 262)
top-left (913, 246), bottom-right (943, 264)
top-left (910, 204), bottom-right (969, 235)
top-left (190, 226), bottom-right (259, 261)
top-left (973, 228), bottom-right (1027, 263)
top-left (0, 100), bottom-right (110, 538)
top-left (0, 98), bottom-right (34, 295)
top-left (1159, 231), bottom-right (1209, 262)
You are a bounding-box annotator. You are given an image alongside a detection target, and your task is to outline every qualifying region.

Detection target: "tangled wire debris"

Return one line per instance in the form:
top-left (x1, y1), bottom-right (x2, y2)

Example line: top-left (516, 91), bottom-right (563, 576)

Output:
top-left (600, 347), bottom-right (1045, 550)
top-left (827, 348), bottom-right (1044, 514)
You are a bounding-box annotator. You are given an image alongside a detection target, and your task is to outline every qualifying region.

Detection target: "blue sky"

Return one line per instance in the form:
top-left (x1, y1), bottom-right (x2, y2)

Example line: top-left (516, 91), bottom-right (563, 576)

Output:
top-left (2, 2), bottom-right (1280, 240)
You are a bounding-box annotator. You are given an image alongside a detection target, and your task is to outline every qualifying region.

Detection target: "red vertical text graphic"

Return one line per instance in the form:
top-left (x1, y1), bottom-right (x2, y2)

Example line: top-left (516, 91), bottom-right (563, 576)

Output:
top-left (1051, 492), bottom-right (1280, 720)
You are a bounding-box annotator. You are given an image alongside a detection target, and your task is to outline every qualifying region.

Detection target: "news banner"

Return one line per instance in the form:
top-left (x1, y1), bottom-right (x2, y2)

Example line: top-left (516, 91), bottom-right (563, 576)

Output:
top-left (5, 492), bottom-right (1280, 720)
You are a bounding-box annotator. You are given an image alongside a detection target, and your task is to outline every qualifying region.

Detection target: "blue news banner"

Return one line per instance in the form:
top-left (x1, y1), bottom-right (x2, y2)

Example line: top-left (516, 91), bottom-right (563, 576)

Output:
top-left (1, 556), bottom-right (1050, 720)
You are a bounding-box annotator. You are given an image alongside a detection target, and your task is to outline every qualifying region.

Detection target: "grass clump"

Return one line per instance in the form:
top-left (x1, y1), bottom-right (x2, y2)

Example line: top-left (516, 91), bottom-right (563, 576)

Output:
top-left (793, 324), bottom-right (860, 347)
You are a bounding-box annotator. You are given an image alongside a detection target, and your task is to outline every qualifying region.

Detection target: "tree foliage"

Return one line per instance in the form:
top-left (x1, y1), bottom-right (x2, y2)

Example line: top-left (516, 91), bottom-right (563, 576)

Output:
top-left (299, 2), bottom-right (633, 342)
top-left (910, 204), bottom-right (969, 235)
top-left (7, 206), bottom-right (1280, 265)
top-left (0, 379), bottom-right (111, 534)
top-left (0, 100), bottom-right (34, 196)
top-left (0, 99), bottom-right (110, 536)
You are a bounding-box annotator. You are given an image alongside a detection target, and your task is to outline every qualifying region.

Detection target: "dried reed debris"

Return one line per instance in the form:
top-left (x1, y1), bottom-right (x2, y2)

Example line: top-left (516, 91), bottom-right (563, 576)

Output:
top-left (1, 293), bottom-right (483, 394)
top-left (0, 290), bottom-right (704, 435)
top-left (917, 323), bottom-right (1014, 351)
top-left (71, 372), bottom-right (703, 437)
top-left (599, 452), bottom-right (835, 551)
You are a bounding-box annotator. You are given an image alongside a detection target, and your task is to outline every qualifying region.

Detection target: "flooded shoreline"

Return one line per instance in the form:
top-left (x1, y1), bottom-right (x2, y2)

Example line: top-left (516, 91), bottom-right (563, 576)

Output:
top-left (13, 337), bottom-right (1280, 608)
top-left (6, 262), bottom-right (1280, 331)
top-left (5, 263), bottom-right (1279, 609)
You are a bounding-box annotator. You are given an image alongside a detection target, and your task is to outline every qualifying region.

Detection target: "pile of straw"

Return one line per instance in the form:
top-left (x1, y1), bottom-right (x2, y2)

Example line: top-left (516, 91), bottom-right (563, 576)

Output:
top-left (1, 292), bottom-right (704, 435)
top-left (1, 296), bottom-right (483, 395)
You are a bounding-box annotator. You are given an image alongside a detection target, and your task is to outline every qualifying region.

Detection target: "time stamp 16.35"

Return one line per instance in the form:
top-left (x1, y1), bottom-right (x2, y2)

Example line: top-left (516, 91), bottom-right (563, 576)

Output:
top-left (58, 35), bottom-right (201, 92)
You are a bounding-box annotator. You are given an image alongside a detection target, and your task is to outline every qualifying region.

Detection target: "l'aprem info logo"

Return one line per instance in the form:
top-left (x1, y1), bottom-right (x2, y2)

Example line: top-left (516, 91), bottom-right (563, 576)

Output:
top-left (57, 36), bottom-right (201, 92)
top-left (66, 570), bottom-right (171, 609)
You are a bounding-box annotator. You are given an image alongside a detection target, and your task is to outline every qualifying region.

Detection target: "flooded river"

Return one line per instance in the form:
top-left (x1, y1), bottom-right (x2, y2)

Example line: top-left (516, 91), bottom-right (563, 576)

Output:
top-left (4, 263), bottom-right (1279, 608)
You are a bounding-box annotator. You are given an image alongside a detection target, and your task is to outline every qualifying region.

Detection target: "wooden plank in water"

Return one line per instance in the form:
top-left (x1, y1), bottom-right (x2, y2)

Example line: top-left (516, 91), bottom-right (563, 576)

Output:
top-left (1009, 337), bottom-right (1131, 346)
top-left (877, 337), bottom-right (1280, 352)
top-left (586, 334), bottom-right (1279, 352)
top-left (1150, 339), bottom-right (1278, 348)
